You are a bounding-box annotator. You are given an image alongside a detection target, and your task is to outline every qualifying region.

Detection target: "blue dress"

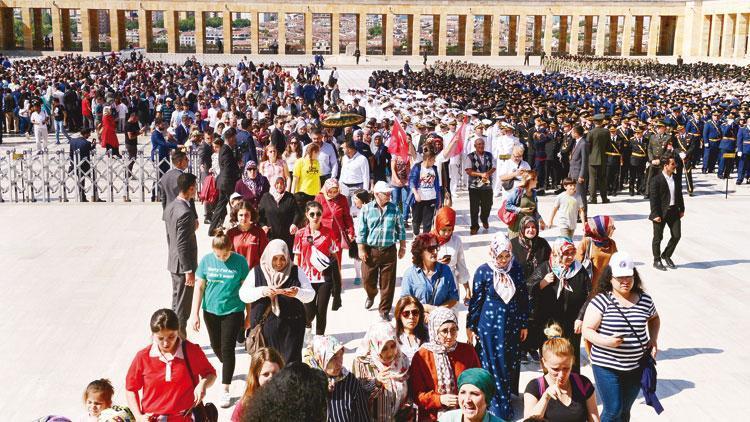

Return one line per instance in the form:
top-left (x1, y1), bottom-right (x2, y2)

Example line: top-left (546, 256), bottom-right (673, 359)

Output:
top-left (467, 261), bottom-right (528, 421)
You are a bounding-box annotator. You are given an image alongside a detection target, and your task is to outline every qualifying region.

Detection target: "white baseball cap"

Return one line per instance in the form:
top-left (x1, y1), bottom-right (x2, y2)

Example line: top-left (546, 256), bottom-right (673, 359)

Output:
top-left (373, 181), bottom-right (391, 194)
top-left (610, 252), bottom-right (634, 277)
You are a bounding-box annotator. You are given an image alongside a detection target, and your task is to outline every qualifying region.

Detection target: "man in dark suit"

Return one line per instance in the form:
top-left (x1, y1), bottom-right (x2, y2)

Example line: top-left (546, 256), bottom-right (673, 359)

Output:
top-left (174, 114), bottom-right (191, 145)
top-left (165, 172), bottom-right (199, 338)
top-left (587, 114), bottom-right (610, 204)
top-left (270, 116), bottom-right (287, 155)
top-left (158, 150), bottom-right (197, 220)
top-left (568, 125), bottom-right (588, 219)
top-left (649, 153), bottom-right (684, 271)
top-left (208, 128), bottom-right (240, 236)
top-left (68, 127), bottom-right (103, 202)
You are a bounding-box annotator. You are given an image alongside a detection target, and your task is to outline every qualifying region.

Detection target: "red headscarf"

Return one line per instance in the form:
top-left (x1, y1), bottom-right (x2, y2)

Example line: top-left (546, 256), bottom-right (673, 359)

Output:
top-left (432, 207), bottom-right (456, 245)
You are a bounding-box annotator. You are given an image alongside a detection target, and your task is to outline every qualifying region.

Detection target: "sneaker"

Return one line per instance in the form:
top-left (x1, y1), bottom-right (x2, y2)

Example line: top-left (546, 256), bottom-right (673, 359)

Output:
top-left (219, 391), bottom-right (232, 408)
top-left (353, 277), bottom-right (362, 286)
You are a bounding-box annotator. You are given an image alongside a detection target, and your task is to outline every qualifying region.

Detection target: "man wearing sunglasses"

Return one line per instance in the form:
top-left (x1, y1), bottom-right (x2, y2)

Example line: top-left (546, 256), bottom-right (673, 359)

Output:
top-left (357, 181), bottom-right (407, 321)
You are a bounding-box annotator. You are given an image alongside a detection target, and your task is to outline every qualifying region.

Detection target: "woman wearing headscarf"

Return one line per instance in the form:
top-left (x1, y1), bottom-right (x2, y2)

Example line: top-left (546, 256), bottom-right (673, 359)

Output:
top-left (466, 233), bottom-right (528, 421)
top-left (529, 238), bottom-right (592, 373)
top-left (258, 176), bottom-right (302, 252)
top-left (239, 239), bottom-right (315, 363)
top-left (409, 308), bottom-right (480, 421)
top-left (510, 215), bottom-right (552, 363)
top-left (303, 335), bottom-right (370, 422)
top-left (432, 207), bottom-right (472, 305)
top-left (575, 215), bottom-right (618, 290)
top-left (438, 368), bottom-right (505, 422)
top-left (352, 321), bottom-right (412, 421)
top-left (234, 161), bottom-right (270, 209)
top-left (315, 178), bottom-right (355, 269)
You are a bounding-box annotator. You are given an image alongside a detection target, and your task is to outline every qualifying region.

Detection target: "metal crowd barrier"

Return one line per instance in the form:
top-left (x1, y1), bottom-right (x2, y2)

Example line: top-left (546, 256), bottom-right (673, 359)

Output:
top-left (0, 147), bottom-right (202, 203)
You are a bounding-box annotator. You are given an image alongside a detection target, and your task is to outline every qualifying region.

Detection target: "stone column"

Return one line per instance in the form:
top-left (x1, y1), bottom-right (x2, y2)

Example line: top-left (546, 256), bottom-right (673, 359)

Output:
top-left (482, 15), bottom-right (492, 55)
top-left (709, 15), bottom-right (721, 57)
top-left (533, 15), bottom-right (543, 53)
top-left (60, 10), bottom-right (71, 50)
top-left (32, 9), bottom-right (43, 49)
top-left (331, 13), bottom-right (340, 54)
top-left (735, 13), bottom-right (748, 58)
top-left (517, 14), bottom-right (527, 55)
top-left (357, 13), bottom-right (366, 54)
top-left (138, 10), bottom-right (150, 52)
top-left (647, 15), bottom-right (659, 56)
top-left (491, 14), bottom-right (500, 55)
top-left (583, 16), bottom-right (594, 54)
top-left (110, 9), bottom-right (124, 52)
top-left (411, 14), bottom-right (420, 56)
top-left (559, 15), bottom-right (569, 54)
top-left (595, 14), bottom-right (606, 55)
top-left (194, 12), bottom-right (204, 53)
top-left (509, 15), bottom-right (518, 55)
top-left (543, 14), bottom-right (553, 54)
top-left (21, 7), bottom-right (33, 50)
top-left (165, 11), bottom-right (177, 53)
top-left (633, 16), bottom-right (644, 54)
top-left (433, 15), bottom-right (441, 55)
top-left (51, 8), bottom-right (62, 51)
top-left (570, 15), bottom-right (580, 55)
top-left (621, 14), bottom-right (632, 56)
top-left (458, 14), bottom-right (468, 56)
top-left (673, 15), bottom-right (685, 56)
top-left (438, 13), bottom-right (447, 56)
top-left (721, 14), bottom-right (735, 57)
top-left (223, 10), bottom-right (232, 54)
top-left (384, 13), bottom-right (394, 55)
top-left (608, 15), bottom-right (618, 55)
top-left (80, 9), bottom-right (91, 52)
top-left (305, 12), bottom-right (313, 54)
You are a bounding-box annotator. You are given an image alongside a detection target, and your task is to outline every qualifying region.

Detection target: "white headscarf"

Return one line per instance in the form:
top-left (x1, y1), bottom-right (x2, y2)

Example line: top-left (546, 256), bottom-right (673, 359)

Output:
top-left (260, 239), bottom-right (292, 316)
top-left (489, 233), bottom-right (516, 304)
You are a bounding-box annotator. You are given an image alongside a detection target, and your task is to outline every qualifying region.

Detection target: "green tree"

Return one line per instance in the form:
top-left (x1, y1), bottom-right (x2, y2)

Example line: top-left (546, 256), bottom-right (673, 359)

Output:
top-left (179, 16), bottom-right (195, 32)
top-left (368, 24), bottom-right (382, 37)
top-left (232, 18), bottom-right (250, 28)
top-left (125, 20), bottom-right (138, 31)
top-left (205, 16), bottom-right (223, 28)
top-left (153, 19), bottom-right (164, 29)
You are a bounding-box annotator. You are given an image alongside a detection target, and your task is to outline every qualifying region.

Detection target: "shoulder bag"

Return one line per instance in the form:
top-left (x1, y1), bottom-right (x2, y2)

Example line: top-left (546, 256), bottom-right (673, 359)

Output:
top-left (182, 342), bottom-right (219, 422)
top-left (501, 161), bottom-right (521, 191)
top-left (498, 187), bottom-right (523, 226)
top-left (606, 294), bottom-right (664, 415)
top-left (245, 306), bottom-right (272, 355)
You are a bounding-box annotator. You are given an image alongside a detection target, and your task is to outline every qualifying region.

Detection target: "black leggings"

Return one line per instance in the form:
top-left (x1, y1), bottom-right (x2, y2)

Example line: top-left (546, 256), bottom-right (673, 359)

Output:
top-left (203, 310), bottom-right (243, 385)
top-left (305, 281), bottom-right (332, 335)
top-left (412, 199), bottom-right (436, 235)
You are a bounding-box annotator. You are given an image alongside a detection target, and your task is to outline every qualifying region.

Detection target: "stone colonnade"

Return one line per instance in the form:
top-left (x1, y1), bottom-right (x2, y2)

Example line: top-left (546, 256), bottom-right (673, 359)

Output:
top-left (0, 1), bottom-right (747, 59)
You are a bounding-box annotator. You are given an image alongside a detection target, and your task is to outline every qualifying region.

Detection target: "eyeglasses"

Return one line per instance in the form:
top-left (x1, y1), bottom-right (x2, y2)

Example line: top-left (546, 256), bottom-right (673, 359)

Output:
top-left (308, 212), bottom-right (322, 218)
top-left (400, 309), bottom-right (420, 318)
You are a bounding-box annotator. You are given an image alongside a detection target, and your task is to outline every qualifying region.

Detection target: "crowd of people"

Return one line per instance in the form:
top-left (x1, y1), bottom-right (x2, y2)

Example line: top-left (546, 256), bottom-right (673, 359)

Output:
top-left (15, 52), bottom-right (747, 421)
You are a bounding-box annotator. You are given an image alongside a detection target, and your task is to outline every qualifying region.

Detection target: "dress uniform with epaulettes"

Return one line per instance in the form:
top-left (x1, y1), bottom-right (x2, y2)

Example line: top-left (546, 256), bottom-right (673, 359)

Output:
top-left (605, 126), bottom-right (624, 195)
top-left (702, 114), bottom-right (722, 173)
top-left (673, 125), bottom-right (696, 196)
top-left (645, 122), bottom-right (671, 198)
top-left (718, 118), bottom-right (739, 179)
top-left (629, 130), bottom-right (648, 196)
top-left (736, 122), bottom-right (750, 184)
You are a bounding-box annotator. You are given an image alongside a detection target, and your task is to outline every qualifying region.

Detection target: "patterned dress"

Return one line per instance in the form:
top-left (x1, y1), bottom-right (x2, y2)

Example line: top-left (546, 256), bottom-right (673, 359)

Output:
top-left (467, 261), bottom-right (528, 420)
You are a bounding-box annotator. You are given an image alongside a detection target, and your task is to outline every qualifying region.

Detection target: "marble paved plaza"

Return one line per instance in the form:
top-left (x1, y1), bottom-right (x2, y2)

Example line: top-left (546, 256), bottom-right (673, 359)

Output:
top-left (0, 68), bottom-right (748, 420)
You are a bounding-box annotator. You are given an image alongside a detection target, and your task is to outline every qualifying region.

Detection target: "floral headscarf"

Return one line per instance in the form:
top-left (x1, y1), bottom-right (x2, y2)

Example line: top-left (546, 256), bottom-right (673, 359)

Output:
top-left (242, 161), bottom-right (266, 198)
top-left (584, 215), bottom-right (614, 248)
top-left (490, 233), bottom-right (516, 304)
top-left (432, 207), bottom-right (456, 246)
top-left (550, 238), bottom-right (582, 298)
top-left (305, 335), bottom-right (347, 392)
top-left (421, 308), bottom-right (459, 395)
top-left (322, 178), bottom-right (340, 200)
top-left (356, 322), bottom-right (410, 414)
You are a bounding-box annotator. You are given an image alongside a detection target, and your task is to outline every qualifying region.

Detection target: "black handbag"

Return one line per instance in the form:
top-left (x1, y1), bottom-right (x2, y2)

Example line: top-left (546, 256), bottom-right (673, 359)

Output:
top-left (182, 342), bottom-right (218, 422)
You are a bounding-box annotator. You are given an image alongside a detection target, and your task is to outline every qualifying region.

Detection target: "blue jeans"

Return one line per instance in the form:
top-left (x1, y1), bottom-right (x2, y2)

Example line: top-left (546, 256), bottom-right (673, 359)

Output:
top-left (592, 364), bottom-right (643, 422)
top-left (54, 120), bottom-right (67, 143)
top-left (391, 185), bottom-right (409, 221)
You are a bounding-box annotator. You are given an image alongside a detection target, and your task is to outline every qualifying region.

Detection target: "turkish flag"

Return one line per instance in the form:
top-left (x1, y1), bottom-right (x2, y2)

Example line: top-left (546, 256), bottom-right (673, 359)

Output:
top-left (388, 117), bottom-right (410, 159)
top-left (446, 117), bottom-right (468, 158)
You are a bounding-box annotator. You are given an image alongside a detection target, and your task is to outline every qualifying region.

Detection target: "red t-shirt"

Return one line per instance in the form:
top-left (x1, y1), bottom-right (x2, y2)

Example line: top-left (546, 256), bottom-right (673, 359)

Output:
top-left (227, 225), bottom-right (269, 269)
top-left (126, 340), bottom-right (216, 419)
top-left (293, 225), bottom-right (339, 284)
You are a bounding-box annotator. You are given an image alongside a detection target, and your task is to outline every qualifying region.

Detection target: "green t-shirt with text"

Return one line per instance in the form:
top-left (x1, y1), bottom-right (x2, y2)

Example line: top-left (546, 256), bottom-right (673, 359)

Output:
top-left (196, 252), bottom-right (249, 316)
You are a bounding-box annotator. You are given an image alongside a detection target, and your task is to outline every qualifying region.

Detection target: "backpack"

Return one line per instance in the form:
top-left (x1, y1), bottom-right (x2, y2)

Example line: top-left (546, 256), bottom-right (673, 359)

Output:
top-left (199, 173), bottom-right (219, 205)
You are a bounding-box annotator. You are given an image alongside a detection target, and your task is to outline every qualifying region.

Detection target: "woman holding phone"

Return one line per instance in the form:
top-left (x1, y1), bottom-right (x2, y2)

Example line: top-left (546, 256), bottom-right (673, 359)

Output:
top-left (504, 170), bottom-right (545, 239)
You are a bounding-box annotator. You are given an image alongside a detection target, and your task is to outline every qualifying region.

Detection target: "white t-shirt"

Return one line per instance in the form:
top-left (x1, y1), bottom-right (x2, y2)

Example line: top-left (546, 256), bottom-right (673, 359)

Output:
top-left (499, 159), bottom-right (531, 197)
top-left (553, 192), bottom-right (583, 230)
top-left (416, 165), bottom-right (437, 202)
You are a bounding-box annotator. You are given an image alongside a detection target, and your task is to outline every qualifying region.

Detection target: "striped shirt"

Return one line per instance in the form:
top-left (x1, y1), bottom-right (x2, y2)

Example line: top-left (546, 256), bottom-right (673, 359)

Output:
top-left (356, 201), bottom-right (406, 248)
top-left (587, 292), bottom-right (657, 371)
top-left (328, 372), bottom-right (370, 422)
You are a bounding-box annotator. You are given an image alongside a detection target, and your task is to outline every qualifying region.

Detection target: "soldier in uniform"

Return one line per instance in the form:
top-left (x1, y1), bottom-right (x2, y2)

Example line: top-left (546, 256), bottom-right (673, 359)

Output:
top-left (702, 111), bottom-right (722, 174)
top-left (617, 118), bottom-right (633, 192)
top-left (587, 114), bottom-right (610, 204)
top-left (737, 117), bottom-right (750, 185)
top-left (559, 120), bottom-right (575, 191)
top-left (645, 121), bottom-right (671, 199)
top-left (664, 106), bottom-right (687, 129)
top-left (629, 127), bottom-right (648, 196)
top-left (605, 125), bottom-right (624, 196)
top-left (686, 109), bottom-right (704, 170)
top-left (673, 125), bottom-right (697, 196)
top-left (718, 112), bottom-right (739, 180)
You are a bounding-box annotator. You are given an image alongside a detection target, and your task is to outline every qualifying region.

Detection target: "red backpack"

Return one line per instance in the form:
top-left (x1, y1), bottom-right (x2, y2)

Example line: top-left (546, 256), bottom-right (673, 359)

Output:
top-left (199, 173), bottom-right (219, 205)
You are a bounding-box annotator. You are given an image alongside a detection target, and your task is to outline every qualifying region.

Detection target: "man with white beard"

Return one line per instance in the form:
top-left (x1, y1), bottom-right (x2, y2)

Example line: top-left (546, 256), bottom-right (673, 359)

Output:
top-left (493, 123), bottom-right (521, 197)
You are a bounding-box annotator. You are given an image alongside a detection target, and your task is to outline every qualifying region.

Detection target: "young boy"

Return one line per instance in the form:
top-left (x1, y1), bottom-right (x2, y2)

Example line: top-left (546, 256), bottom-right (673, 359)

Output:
top-left (548, 177), bottom-right (585, 240)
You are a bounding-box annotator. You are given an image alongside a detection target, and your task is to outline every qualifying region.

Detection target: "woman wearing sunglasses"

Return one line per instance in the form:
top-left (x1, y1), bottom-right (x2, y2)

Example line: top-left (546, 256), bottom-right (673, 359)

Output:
top-left (293, 201), bottom-right (340, 336)
top-left (394, 296), bottom-right (429, 363)
top-left (400, 233), bottom-right (459, 318)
